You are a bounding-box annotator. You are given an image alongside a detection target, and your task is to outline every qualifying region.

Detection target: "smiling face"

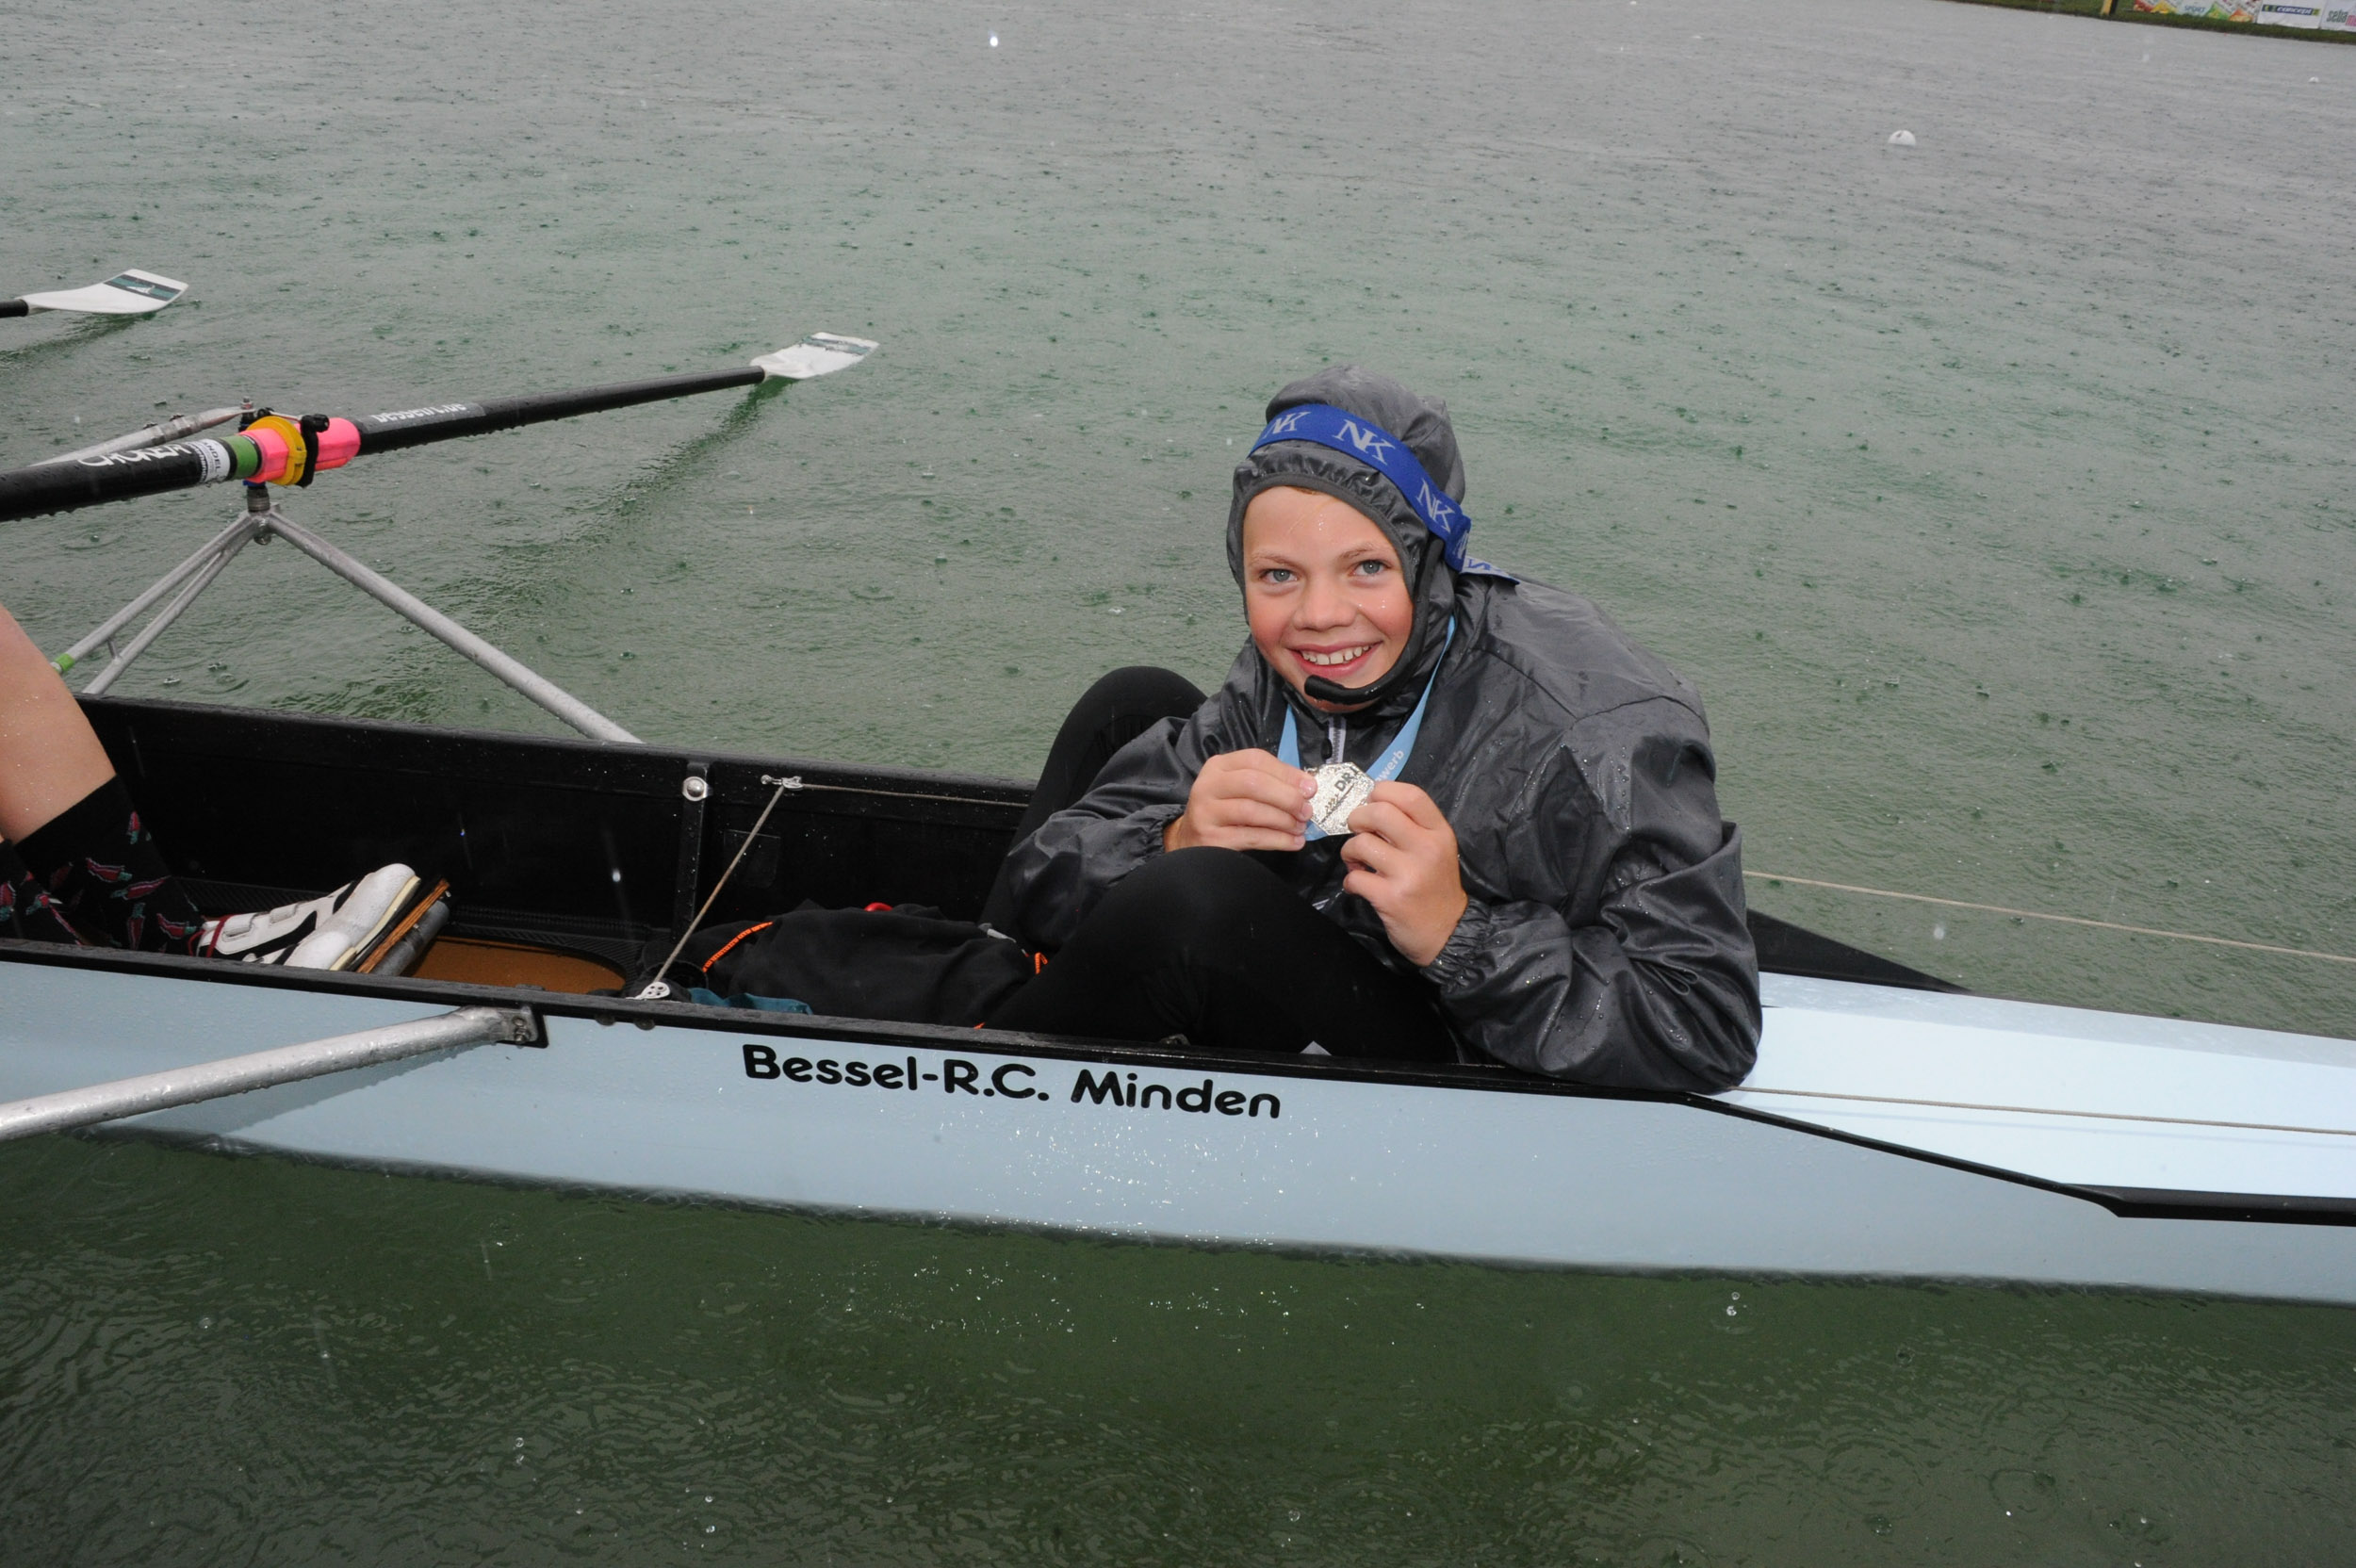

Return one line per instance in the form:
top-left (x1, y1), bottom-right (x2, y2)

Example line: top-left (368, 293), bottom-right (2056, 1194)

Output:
top-left (1240, 485), bottom-right (1415, 712)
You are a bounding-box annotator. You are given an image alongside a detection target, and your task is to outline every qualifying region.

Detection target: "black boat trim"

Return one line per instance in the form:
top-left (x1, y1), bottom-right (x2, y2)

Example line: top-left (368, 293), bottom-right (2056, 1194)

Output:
top-left (2074, 1187), bottom-right (2356, 1227)
top-left (1690, 1091), bottom-right (2356, 1229)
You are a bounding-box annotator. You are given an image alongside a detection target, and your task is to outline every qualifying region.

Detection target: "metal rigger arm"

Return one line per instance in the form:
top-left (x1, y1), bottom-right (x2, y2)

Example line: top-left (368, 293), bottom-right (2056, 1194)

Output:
top-left (18, 335), bottom-right (878, 743)
top-left (57, 484), bottom-right (641, 742)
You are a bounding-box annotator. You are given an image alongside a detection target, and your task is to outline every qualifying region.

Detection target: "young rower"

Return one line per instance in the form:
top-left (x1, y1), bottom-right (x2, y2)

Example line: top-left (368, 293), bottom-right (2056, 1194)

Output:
top-left (984, 368), bottom-right (1759, 1089)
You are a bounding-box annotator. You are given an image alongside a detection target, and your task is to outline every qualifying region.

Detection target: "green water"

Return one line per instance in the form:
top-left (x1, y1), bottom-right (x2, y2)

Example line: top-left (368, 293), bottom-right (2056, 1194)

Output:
top-left (7, 1138), bottom-right (2354, 1565)
top-left (4, 0), bottom-right (2352, 1559)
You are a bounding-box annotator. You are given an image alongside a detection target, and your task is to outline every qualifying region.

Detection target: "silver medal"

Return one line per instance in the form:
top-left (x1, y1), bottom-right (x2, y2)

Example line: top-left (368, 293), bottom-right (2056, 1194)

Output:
top-left (1308, 762), bottom-right (1377, 838)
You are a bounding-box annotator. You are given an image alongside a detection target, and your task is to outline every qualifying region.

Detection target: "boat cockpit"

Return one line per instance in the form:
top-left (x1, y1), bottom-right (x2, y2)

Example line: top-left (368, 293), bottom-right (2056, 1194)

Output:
top-left (71, 694), bottom-right (1955, 1008)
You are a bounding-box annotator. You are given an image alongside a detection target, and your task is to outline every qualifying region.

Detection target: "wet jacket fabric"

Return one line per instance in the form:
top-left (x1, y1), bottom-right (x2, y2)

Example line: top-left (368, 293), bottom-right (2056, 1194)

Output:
top-left (997, 571), bottom-right (1762, 1092)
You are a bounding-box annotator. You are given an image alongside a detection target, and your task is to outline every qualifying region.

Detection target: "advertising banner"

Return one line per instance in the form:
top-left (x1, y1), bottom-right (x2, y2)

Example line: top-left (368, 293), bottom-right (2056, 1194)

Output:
top-left (2133, 0), bottom-right (2258, 17)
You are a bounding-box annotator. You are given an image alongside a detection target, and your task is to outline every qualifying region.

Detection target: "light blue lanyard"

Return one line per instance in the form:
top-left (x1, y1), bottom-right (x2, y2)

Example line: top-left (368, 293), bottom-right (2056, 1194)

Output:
top-left (1275, 619), bottom-right (1453, 841)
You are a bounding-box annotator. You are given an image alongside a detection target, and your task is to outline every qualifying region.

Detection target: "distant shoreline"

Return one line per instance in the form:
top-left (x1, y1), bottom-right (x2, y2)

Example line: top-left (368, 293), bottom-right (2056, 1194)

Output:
top-left (1942, 0), bottom-right (2356, 43)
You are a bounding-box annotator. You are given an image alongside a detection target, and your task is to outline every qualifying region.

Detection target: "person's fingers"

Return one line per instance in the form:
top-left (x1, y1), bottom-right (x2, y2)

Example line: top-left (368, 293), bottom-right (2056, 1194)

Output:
top-left (1213, 767), bottom-right (1314, 819)
top-left (1205, 822), bottom-right (1307, 853)
top-left (1210, 797), bottom-right (1312, 836)
top-left (1189, 753), bottom-right (1311, 833)
top-left (1367, 780), bottom-right (1448, 830)
top-left (1342, 799), bottom-right (1423, 850)
top-left (1339, 831), bottom-right (1396, 877)
top-left (1340, 864), bottom-right (1391, 908)
top-left (1212, 749), bottom-right (1314, 792)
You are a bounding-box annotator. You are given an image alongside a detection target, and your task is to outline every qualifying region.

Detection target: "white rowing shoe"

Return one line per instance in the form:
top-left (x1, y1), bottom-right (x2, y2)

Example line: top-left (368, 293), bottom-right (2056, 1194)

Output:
top-left (202, 863), bottom-right (420, 970)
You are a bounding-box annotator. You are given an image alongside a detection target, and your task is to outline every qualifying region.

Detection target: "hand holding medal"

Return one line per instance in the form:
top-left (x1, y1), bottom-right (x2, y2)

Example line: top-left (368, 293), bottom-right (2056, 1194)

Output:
top-left (1166, 752), bottom-right (1468, 968)
top-left (1165, 749), bottom-right (1316, 853)
top-left (1336, 780), bottom-right (1469, 967)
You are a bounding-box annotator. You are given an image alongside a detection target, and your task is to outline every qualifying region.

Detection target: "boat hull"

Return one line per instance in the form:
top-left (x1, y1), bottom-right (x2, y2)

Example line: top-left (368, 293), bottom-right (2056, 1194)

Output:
top-left (7, 957), bottom-right (2350, 1305)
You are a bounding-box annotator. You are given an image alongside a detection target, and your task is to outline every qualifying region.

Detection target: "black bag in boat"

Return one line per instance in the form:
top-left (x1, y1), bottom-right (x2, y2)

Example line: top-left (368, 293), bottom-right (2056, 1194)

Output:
top-left (648, 901), bottom-right (1034, 1027)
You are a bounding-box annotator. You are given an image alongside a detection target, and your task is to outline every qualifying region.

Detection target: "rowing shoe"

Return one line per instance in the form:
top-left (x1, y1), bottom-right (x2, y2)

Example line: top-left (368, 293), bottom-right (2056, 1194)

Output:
top-left (0, 334), bottom-right (879, 524)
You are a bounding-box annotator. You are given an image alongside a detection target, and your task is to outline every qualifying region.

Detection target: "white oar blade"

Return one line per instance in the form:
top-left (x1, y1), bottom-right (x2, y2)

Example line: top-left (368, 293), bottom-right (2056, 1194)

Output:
top-left (21, 270), bottom-right (188, 316)
top-left (751, 332), bottom-right (878, 382)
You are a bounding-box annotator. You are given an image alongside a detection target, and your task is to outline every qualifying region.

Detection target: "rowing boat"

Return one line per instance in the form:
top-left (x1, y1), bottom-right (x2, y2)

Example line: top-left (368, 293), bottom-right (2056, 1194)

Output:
top-left (3, 694), bottom-right (2349, 1304)
top-left (3, 349), bottom-right (2348, 1306)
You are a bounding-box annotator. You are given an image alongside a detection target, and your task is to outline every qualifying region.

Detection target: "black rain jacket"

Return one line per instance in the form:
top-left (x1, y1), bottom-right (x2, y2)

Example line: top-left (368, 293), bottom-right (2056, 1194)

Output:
top-left (996, 571), bottom-right (1762, 1091)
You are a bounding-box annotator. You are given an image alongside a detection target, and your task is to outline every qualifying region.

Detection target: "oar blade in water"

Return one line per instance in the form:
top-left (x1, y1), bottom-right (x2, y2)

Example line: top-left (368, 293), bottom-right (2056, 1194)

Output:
top-left (17, 270), bottom-right (188, 316)
top-left (750, 332), bottom-right (878, 382)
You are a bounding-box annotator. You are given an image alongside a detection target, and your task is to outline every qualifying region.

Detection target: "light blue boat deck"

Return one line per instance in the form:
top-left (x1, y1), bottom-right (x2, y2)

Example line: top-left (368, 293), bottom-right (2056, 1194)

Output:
top-left (3, 956), bottom-right (2351, 1304)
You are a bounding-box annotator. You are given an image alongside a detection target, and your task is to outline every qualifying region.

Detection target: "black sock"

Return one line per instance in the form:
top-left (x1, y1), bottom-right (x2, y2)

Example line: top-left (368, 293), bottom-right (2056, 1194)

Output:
top-left (14, 778), bottom-right (205, 954)
top-left (0, 839), bottom-right (88, 944)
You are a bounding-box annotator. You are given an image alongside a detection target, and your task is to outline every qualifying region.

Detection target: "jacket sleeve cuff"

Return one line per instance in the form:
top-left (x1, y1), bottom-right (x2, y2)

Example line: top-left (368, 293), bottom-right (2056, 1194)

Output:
top-left (1129, 803), bottom-right (1186, 861)
top-left (1421, 895), bottom-right (1495, 993)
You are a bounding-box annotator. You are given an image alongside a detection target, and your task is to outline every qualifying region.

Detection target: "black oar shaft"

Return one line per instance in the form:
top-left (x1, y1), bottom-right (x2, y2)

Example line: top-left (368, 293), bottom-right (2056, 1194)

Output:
top-left (0, 443), bottom-right (216, 522)
top-left (352, 366), bottom-right (765, 452)
top-left (0, 364), bottom-right (770, 524)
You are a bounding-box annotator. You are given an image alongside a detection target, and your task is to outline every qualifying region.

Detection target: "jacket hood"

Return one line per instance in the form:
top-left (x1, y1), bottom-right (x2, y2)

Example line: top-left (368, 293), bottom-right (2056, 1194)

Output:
top-left (1227, 366), bottom-right (1468, 715)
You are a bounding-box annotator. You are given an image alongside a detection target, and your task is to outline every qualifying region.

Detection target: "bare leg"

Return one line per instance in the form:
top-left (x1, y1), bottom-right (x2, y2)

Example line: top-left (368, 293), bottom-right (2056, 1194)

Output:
top-left (0, 603), bottom-right (113, 842)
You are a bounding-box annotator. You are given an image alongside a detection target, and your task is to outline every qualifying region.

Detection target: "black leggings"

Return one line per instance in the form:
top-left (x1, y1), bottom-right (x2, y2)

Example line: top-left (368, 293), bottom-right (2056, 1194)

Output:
top-left (984, 668), bottom-right (1456, 1061)
top-left (980, 664), bottom-right (1210, 931)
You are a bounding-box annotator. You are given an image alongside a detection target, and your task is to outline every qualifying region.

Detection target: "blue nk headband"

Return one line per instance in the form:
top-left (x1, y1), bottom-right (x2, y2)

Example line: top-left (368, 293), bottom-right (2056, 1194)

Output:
top-left (1251, 403), bottom-right (1473, 571)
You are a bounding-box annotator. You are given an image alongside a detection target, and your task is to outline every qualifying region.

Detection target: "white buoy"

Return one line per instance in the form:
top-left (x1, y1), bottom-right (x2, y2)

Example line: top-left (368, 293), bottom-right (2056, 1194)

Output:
top-left (1889, 129), bottom-right (1917, 148)
top-left (989, 32), bottom-right (999, 46)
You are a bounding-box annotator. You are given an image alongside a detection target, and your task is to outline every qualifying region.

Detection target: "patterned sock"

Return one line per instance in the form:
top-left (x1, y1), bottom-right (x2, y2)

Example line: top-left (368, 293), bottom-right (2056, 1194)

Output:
top-left (0, 839), bottom-right (89, 944)
top-left (13, 778), bottom-right (205, 955)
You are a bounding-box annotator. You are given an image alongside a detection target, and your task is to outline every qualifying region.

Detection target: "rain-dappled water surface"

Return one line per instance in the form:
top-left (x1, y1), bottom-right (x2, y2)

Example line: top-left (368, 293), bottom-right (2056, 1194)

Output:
top-left (5, 1138), bottom-right (2354, 1566)
top-left (3, 0), bottom-right (2353, 1560)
